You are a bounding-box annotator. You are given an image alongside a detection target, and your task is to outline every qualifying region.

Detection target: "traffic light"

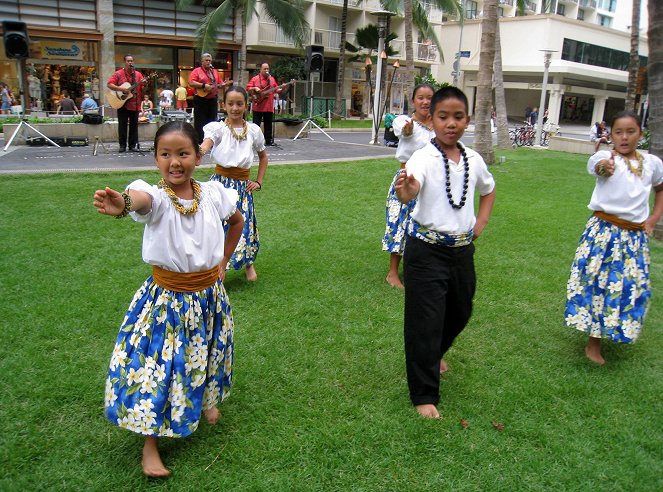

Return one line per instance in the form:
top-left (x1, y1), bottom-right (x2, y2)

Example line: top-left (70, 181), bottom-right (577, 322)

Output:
top-left (305, 45), bottom-right (324, 73)
top-left (3, 21), bottom-right (30, 59)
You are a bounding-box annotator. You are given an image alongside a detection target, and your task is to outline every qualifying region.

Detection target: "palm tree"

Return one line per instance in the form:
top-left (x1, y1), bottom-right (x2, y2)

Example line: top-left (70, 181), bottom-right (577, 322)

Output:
top-left (625, 0), bottom-right (641, 111)
top-left (333, 0), bottom-right (352, 120)
top-left (649, 0), bottom-right (663, 157)
top-left (493, 22), bottom-right (511, 150)
top-left (473, 0), bottom-right (498, 164)
top-left (177, 0), bottom-right (310, 86)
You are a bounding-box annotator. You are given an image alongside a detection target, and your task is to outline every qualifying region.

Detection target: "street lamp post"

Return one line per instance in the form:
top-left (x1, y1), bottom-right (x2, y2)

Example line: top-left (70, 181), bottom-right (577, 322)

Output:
top-left (534, 49), bottom-right (557, 147)
top-left (452, 0), bottom-right (465, 87)
top-left (370, 10), bottom-right (395, 145)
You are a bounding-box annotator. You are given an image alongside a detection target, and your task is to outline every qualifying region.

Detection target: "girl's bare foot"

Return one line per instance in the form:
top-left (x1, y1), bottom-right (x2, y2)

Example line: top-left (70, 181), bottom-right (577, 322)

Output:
top-left (585, 337), bottom-right (605, 365)
top-left (245, 264), bottom-right (257, 282)
top-left (142, 436), bottom-right (171, 478)
top-left (439, 359), bottom-right (449, 374)
top-left (204, 407), bottom-right (221, 425)
top-left (385, 271), bottom-right (404, 289)
top-left (415, 404), bottom-right (440, 419)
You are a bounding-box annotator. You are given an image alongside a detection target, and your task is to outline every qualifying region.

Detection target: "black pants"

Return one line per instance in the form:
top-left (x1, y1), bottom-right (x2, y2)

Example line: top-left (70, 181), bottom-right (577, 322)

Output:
top-left (252, 111), bottom-right (274, 144)
top-left (403, 237), bottom-right (476, 406)
top-left (193, 95), bottom-right (218, 143)
top-left (117, 107), bottom-right (139, 150)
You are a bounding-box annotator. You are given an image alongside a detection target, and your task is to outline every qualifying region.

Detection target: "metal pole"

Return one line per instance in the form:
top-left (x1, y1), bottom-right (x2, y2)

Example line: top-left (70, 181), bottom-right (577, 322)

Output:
top-left (453, 0), bottom-right (465, 87)
top-left (371, 33), bottom-right (385, 145)
top-left (534, 50), bottom-right (553, 146)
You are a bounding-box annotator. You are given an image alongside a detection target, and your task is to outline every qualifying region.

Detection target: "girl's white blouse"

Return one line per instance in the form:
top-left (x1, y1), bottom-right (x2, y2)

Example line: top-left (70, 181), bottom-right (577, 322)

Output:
top-left (406, 143), bottom-right (495, 234)
top-left (127, 179), bottom-right (238, 273)
top-left (393, 114), bottom-right (435, 163)
top-left (203, 121), bottom-right (266, 169)
top-left (587, 151), bottom-right (663, 223)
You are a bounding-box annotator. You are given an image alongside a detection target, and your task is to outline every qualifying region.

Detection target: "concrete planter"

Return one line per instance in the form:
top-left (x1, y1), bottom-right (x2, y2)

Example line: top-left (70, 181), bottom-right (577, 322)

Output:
top-left (2, 121), bottom-right (159, 145)
top-left (273, 120), bottom-right (307, 138)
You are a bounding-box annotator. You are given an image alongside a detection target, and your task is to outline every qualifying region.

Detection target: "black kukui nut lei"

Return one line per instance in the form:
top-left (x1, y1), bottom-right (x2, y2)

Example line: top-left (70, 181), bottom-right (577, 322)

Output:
top-left (431, 138), bottom-right (469, 210)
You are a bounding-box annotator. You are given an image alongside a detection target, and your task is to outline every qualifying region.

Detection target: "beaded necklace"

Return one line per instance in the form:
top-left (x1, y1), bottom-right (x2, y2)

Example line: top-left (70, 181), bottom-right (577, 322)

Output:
top-left (226, 118), bottom-right (248, 141)
top-left (430, 139), bottom-right (469, 210)
top-left (158, 178), bottom-right (201, 216)
top-left (617, 151), bottom-right (644, 178)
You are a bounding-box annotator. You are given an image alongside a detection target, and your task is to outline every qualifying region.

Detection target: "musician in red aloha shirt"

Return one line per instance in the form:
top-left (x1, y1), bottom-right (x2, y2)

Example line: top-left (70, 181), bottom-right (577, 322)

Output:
top-left (189, 53), bottom-right (225, 143)
top-left (107, 54), bottom-right (144, 153)
top-left (246, 63), bottom-right (281, 146)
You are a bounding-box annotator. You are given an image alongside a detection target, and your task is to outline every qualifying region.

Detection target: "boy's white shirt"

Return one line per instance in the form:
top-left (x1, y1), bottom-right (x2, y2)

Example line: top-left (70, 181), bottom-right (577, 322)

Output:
top-left (406, 142), bottom-right (495, 234)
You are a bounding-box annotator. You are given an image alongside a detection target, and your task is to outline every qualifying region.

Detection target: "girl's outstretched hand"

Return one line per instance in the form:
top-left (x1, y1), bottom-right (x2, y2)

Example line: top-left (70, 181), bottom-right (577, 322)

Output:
top-left (402, 119), bottom-right (414, 137)
top-left (93, 187), bottom-right (126, 217)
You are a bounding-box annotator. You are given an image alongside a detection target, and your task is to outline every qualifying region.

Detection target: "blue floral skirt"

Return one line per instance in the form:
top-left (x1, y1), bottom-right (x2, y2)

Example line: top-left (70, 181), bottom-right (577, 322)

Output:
top-left (104, 277), bottom-right (234, 438)
top-left (210, 174), bottom-right (259, 270)
top-left (382, 168), bottom-right (415, 255)
top-left (565, 215), bottom-right (651, 344)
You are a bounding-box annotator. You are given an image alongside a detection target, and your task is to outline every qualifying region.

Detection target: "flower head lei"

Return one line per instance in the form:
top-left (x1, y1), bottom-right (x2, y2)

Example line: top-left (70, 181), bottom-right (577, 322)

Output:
top-left (158, 178), bottom-right (201, 215)
top-left (226, 118), bottom-right (248, 141)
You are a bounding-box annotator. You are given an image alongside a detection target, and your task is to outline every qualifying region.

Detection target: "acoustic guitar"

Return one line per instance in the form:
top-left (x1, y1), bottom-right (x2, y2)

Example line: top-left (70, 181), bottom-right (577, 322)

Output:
top-left (251, 79), bottom-right (295, 104)
top-left (105, 73), bottom-right (157, 110)
top-left (196, 79), bottom-right (233, 98)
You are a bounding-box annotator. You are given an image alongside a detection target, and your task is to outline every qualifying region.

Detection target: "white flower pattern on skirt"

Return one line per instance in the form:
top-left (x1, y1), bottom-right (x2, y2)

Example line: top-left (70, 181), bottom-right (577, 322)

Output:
top-left (382, 168), bottom-right (415, 255)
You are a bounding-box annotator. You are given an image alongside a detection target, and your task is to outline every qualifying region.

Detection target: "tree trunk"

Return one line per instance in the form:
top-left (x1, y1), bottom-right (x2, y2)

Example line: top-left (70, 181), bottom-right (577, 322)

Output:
top-left (403, 0), bottom-right (415, 111)
top-left (334, 0), bottom-right (349, 120)
top-left (649, 0), bottom-right (663, 157)
top-left (474, 0), bottom-right (497, 164)
top-left (493, 21), bottom-right (511, 149)
top-left (239, 8), bottom-right (248, 87)
top-left (626, 0), bottom-right (641, 111)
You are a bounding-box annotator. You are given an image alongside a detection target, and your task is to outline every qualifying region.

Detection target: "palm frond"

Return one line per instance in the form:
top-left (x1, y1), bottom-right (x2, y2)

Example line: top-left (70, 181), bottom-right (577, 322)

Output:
top-left (260, 0), bottom-right (311, 47)
top-left (194, 1), bottom-right (235, 54)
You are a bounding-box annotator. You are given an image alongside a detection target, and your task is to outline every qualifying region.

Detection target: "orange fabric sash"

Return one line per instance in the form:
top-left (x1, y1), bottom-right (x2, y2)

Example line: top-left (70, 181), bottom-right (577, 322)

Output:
top-left (593, 211), bottom-right (645, 231)
top-left (215, 165), bottom-right (250, 181)
top-left (152, 265), bottom-right (219, 292)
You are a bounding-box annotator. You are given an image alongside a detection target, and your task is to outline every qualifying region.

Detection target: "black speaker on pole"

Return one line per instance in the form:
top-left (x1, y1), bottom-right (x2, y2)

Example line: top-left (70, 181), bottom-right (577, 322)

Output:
top-left (305, 45), bottom-right (324, 73)
top-left (3, 21), bottom-right (30, 59)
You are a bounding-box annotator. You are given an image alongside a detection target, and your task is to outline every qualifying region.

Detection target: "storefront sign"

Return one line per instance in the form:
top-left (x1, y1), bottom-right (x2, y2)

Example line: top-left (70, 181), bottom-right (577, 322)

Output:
top-left (32, 41), bottom-right (86, 60)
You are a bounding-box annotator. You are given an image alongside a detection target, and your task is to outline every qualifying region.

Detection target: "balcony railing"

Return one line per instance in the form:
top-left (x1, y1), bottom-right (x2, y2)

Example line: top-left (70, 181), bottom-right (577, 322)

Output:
top-left (499, 0), bottom-right (514, 6)
top-left (315, 0), bottom-right (363, 6)
top-left (579, 0), bottom-right (597, 8)
top-left (313, 29), bottom-right (357, 50)
top-left (258, 22), bottom-right (298, 46)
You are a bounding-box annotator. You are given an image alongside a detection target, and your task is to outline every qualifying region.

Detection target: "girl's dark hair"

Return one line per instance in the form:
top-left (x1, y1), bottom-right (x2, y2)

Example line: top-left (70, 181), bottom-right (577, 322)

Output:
top-left (154, 121), bottom-right (200, 155)
top-left (610, 110), bottom-right (641, 131)
top-left (411, 83), bottom-right (435, 101)
top-left (430, 86), bottom-right (469, 114)
top-left (224, 85), bottom-right (248, 104)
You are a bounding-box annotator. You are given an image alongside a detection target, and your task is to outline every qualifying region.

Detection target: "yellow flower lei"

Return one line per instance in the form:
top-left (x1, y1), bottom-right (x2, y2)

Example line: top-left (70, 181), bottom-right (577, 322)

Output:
top-left (158, 179), bottom-right (201, 215)
top-left (226, 118), bottom-right (248, 141)
top-left (617, 151), bottom-right (644, 178)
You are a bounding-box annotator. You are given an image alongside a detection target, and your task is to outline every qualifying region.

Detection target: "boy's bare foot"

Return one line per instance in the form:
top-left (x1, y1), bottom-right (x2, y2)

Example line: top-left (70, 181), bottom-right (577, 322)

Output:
top-left (585, 337), bottom-right (605, 365)
top-left (142, 436), bottom-right (171, 478)
top-left (385, 272), bottom-right (404, 289)
top-left (415, 404), bottom-right (440, 419)
top-left (245, 264), bottom-right (257, 282)
top-left (439, 359), bottom-right (449, 374)
top-left (204, 407), bottom-right (221, 425)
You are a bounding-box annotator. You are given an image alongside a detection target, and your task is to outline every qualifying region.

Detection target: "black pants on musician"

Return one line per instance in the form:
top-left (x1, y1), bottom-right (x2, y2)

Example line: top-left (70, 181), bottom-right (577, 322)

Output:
top-left (193, 95), bottom-right (218, 143)
top-left (403, 237), bottom-right (476, 407)
top-left (252, 111), bottom-right (274, 145)
top-left (117, 107), bottom-right (139, 151)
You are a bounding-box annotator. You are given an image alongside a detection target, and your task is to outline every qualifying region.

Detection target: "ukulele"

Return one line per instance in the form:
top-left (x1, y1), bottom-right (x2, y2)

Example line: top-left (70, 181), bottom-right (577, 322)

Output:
top-left (105, 73), bottom-right (157, 110)
top-left (196, 79), bottom-right (233, 98)
top-left (251, 79), bottom-right (295, 104)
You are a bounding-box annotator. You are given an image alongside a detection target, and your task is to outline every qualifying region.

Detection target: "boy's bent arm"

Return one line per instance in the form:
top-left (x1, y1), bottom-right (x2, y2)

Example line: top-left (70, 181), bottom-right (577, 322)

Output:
top-left (474, 188), bottom-right (496, 240)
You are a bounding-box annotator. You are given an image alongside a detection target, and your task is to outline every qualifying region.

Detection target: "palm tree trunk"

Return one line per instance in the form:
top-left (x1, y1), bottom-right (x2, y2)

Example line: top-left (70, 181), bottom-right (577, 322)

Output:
top-left (334, 0), bottom-right (349, 120)
top-left (493, 21), bottom-right (511, 149)
top-left (626, 0), bottom-right (641, 111)
top-left (474, 0), bottom-right (497, 164)
top-left (649, 0), bottom-right (663, 157)
top-left (403, 0), bottom-right (415, 111)
top-left (239, 7), bottom-right (248, 87)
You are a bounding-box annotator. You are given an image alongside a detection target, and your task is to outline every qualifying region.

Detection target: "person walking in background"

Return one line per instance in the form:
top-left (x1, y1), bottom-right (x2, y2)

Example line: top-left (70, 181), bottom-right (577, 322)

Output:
top-left (188, 53), bottom-right (227, 143)
top-left (565, 111), bottom-right (663, 365)
top-left (395, 87), bottom-right (496, 420)
top-left (107, 54), bottom-right (144, 152)
top-left (382, 83), bottom-right (435, 289)
top-left (56, 92), bottom-right (79, 115)
top-left (94, 121), bottom-right (244, 477)
top-left (175, 82), bottom-right (188, 110)
top-left (200, 86), bottom-right (268, 282)
top-left (247, 63), bottom-right (281, 146)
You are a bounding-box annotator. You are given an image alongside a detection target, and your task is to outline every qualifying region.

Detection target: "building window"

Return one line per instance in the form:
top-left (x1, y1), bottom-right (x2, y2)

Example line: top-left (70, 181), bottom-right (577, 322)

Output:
top-left (556, 3), bottom-right (565, 15)
top-left (598, 14), bottom-right (612, 27)
top-left (498, 7), bottom-right (504, 16)
top-left (577, 9), bottom-right (585, 20)
top-left (599, 0), bottom-right (617, 12)
top-left (562, 38), bottom-right (647, 71)
top-left (466, 0), bottom-right (478, 19)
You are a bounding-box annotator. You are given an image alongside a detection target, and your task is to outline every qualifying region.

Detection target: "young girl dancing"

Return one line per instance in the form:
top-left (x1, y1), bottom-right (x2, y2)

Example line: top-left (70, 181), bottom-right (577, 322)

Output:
top-left (94, 121), bottom-right (244, 477)
top-left (395, 86), bottom-right (496, 419)
top-left (200, 85), bottom-right (268, 282)
top-left (382, 84), bottom-right (435, 289)
top-left (565, 111), bottom-right (663, 365)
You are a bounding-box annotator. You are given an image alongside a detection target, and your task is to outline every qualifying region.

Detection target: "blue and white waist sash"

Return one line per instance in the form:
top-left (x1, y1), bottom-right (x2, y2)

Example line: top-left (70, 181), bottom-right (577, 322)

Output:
top-left (407, 219), bottom-right (473, 247)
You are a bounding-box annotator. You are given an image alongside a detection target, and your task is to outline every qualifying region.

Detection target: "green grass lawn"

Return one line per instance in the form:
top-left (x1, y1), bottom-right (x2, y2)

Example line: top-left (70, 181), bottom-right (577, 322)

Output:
top-left (1, 149), bottom-right (662, 490)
